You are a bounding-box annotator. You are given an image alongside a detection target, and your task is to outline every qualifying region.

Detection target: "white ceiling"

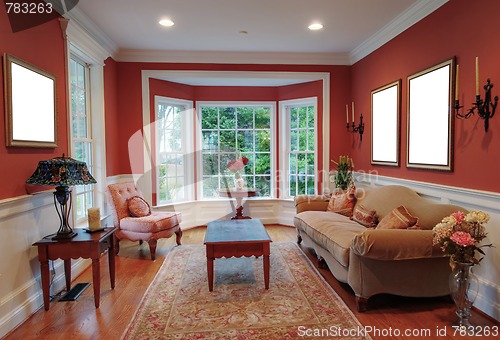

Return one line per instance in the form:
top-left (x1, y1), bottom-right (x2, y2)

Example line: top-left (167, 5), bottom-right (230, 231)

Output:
top-left (69, 0), bottom-right (447, 85)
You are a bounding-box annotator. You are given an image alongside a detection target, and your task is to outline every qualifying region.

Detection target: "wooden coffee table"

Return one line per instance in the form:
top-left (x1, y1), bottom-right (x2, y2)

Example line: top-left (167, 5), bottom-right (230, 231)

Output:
top-left (204, 219), bottom-right (272, 291)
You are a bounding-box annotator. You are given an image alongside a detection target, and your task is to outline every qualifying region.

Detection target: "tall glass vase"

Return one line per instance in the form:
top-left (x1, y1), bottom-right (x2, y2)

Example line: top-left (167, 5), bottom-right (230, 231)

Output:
top-left (449, 262), bottom-right (479, 328)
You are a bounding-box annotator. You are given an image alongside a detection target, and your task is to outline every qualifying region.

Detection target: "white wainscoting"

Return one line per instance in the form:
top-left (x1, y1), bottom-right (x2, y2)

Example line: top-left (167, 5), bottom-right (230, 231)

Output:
top-left (0, 192), bottom-right (91, 338)
top-left (354, 172), bottom-right (500, 321)
top-left (1, 174), bottom-right (497, 337)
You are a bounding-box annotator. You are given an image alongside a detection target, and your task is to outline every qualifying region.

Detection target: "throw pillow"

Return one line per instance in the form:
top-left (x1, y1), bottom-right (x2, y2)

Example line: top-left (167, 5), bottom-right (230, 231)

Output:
top-left (351, 204), bottom-right (378, 228)
top-left (128, 196), bottom-right (151, 217)
top-left (326, 187), bottom-right (356, 217)
top-left (376, 205), bottom-right (419, 229)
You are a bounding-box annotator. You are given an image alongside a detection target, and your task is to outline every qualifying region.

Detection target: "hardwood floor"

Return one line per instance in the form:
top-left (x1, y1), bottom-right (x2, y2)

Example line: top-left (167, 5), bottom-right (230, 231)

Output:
top-left (6, 225), bottom-right (498, 339)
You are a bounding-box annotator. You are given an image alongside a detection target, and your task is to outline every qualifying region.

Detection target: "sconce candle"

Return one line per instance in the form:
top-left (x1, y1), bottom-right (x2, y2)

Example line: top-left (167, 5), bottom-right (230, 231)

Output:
top-left (455, 64), bottom-right (459, 101)
top-left (475, 57), bottom-right (479, 96)
top-left (352, 102), bottom-right (355, 122)
top-left (88, 208), bottom-right (101, 231)
top-left (346, 104), bottom-right (349, 123)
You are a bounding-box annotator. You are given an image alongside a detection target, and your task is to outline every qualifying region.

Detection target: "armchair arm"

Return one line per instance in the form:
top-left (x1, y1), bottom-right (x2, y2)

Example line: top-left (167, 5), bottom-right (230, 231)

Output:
top-left (294, 195), bottom-right (330, 213)
top-left (351, 229), bottom-right (445, 261)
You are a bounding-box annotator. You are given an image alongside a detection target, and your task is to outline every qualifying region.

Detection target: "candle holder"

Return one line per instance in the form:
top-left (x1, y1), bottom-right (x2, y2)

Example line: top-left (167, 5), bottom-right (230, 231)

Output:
top-left (455, 79), bottom-right (498, 132)
top-left (347, 114), bottom-right (364, 141)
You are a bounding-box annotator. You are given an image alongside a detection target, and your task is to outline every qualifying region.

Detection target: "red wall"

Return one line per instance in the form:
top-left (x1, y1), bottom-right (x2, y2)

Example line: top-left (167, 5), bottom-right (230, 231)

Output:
top-left (0, 10), bottom-right (67, 200)
top-left (104, 57), bottom-right (120, 176)
top-left (144, 78), bottom-right (328, 200)
top-left (111, 62), bottom-right (351, 177)
top-left (351, 0), bottom-right (500, 193)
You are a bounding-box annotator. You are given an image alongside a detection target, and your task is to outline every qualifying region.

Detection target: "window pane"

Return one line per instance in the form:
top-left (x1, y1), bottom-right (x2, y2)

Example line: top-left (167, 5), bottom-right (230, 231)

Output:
top-left (201, 107), bottom-right (218, 129)
top-left (290, 108), bottom-right (298, 129)
top-left (237, 107), bottom-right (253, 129)
top-left (255, 130), bottom-right (270, 152)
top-left (237, 131), bottom-right (254, 151)
top-left (290, 130), bottom-right (298, 151)
top-left (156, 101), bottom-right (188, 204)
top-left (287, 103), bottom-right (316, 197)
top-left (308, 129), bottom-right (315, 151)
top-left (220, 130), bottom-right (236, 150)
top-left (255, 153), bottom-right (271, 175)
top-left (219, 107), bottom-right (236, 129)
top-left (255, 107), bottom-right (270, 128)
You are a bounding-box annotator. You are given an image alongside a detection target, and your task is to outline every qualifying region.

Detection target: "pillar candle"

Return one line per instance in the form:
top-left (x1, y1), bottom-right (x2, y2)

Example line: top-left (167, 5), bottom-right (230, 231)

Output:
top-left (351, 102), bottom-right (355, 122)
top-left (345, 104), bottom-right (349, 123)
top-left (455, 64), bottom-right (459, 101)
top-left (88, 208), bottom-right (101, 231)
top-left (475, 57), bottom-right (479, 96)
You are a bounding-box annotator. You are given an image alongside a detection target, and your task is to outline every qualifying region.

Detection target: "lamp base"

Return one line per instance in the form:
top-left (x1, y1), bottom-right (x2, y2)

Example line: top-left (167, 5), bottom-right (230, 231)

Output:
top-left (52, 231), bottom-right (78, 240)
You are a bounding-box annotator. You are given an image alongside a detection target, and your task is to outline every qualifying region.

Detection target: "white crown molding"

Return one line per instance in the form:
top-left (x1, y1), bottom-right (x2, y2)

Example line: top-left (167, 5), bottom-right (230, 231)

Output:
top-left (64, 7), bottom-right (118, 62)
top-left (115, 49), bottom-right (350, 65)
top-left (350, 0), bottom-right (449, 64)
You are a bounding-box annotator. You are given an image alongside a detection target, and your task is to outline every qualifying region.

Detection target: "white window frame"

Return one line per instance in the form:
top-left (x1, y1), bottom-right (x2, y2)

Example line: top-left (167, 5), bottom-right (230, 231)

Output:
top-left (66, 39), bottom-right (107, 227)
top-left (69, 55), bottom-right (95, 223)
top-left (154, 96), bottom-right (195, 204)
top-left (196, 101), bottom-right (276, 199)
top-left (279, 97), bottom-right (318, 198)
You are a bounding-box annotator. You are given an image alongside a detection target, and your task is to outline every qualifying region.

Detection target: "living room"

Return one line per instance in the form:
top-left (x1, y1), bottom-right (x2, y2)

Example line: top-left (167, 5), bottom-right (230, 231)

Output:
top-left (1, 0), bottom-right (499, 338)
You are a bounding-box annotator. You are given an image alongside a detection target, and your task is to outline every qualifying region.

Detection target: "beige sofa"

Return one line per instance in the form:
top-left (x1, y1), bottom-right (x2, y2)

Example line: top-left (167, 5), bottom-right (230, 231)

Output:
top-left (294, 185), bottom-right (466, 311)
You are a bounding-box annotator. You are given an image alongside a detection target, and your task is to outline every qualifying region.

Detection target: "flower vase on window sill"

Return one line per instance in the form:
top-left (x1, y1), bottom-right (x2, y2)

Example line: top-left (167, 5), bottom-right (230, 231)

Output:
top-left (234, 172), bottom-right (245, 191)
top-left (226, 156), bottom-right (249, 191)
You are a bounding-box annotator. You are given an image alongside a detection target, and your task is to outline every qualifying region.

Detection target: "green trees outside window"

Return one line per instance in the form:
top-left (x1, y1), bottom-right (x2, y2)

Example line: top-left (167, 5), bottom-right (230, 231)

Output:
top-left (288, 105), bottom-right (315, 196)
top-left (201, 105), bottom-right (272, 198)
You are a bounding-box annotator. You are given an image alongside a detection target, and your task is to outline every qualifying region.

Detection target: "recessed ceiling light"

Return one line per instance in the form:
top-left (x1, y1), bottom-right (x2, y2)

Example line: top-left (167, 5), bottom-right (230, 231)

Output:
top-left (159, 19), bottom-right (175, 27)
top-left (308, 23), bottom-right (323, 31)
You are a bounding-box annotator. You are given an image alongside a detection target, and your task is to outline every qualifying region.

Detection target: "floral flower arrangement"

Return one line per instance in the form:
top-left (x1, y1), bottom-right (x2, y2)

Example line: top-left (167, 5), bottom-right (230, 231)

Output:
top-left (432, 210), bottom-right (492, 266)
top-left (226, 156), bottom-right (249, 173)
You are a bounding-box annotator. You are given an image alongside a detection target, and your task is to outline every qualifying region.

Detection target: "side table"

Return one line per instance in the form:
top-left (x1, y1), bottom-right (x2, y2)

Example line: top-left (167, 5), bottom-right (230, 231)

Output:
top-left (218, 188), bottom-right (257, 219)
top-left (33, 227), bottom-right (117, 310)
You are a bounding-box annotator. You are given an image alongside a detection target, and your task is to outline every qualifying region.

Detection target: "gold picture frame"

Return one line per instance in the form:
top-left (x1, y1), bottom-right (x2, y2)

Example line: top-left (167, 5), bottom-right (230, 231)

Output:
top-left (371, 80), bottom-right (401, 166)
top-left (3, 54), bottom-right (57, 148)
top-left (407, 58), bottom-right (454, 171)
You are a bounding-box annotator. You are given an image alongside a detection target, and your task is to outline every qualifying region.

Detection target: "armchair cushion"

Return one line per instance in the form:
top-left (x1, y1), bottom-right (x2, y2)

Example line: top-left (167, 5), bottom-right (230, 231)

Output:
top-left (128, 196), bottom-right (151, 217)
top-left (121, 212), bottom-right (181, 233)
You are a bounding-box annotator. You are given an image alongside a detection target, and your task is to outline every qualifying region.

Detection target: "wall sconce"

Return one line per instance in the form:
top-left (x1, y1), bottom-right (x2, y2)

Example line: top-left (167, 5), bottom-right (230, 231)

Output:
top-left (454, 58), bottom-right (498, 132)
top-left (346, 102), bottom-right (365, 140)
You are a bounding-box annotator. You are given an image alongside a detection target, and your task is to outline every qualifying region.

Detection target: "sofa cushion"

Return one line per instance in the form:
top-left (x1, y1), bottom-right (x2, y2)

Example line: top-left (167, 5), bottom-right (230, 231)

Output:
top-left (326, 188), bottom-right (356, 217)
top-left (377, 205), bottom-right (419, 229)
top-left (351, 204), bottom-right (378, 228)
top-left (356, 185), bottom-right (467, 229)
top-left (294, 211), bottom-right (366, 267)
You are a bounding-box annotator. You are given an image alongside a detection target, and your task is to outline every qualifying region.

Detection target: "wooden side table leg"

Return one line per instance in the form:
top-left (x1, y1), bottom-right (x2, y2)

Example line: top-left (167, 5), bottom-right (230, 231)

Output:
top-left (40, 260), bottom-right (50, 311)
top-left (109, 235), bottom-right (116, 289)
top-left (92, 258), bottom-right (101, 308)
top-left (64, 259), bottom-right (71, 291)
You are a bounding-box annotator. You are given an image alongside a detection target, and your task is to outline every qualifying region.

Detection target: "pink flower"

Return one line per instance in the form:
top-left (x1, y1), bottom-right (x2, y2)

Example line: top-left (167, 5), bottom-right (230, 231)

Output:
top-left (451, 211), bottom-right (465, 224)
top-left (226, 157), bottom-right (249, 172)
top-left (450, 231), bottom-right (476, 247)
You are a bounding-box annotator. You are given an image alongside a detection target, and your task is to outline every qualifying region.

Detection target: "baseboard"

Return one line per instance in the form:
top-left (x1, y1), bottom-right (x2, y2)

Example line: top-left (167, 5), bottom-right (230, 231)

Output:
top-left (0, 258), bottom-right (90, 338)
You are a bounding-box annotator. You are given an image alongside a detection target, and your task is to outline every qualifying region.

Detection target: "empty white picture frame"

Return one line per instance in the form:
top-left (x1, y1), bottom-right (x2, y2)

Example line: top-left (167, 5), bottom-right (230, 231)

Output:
top-left (3, 54), bottom-right (57, 148)
top-left (407, 58), bottom-right (454, 171)
top-left (371, 80), bottom-right (401, 166)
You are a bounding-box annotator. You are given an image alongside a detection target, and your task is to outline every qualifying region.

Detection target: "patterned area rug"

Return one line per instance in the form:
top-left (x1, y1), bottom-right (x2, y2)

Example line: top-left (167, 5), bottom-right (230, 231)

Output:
top-left (122, 242), bottom-right (369, 339)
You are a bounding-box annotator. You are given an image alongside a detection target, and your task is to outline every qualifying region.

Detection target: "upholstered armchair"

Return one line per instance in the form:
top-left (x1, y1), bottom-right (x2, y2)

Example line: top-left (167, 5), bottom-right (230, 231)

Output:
top-left (107, 182), bottom-right (182, 260)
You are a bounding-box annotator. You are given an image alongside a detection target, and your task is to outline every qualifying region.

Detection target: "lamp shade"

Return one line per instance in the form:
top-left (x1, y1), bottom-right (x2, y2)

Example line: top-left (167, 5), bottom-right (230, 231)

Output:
top-left (26, 154), bottom-right (96, 186)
